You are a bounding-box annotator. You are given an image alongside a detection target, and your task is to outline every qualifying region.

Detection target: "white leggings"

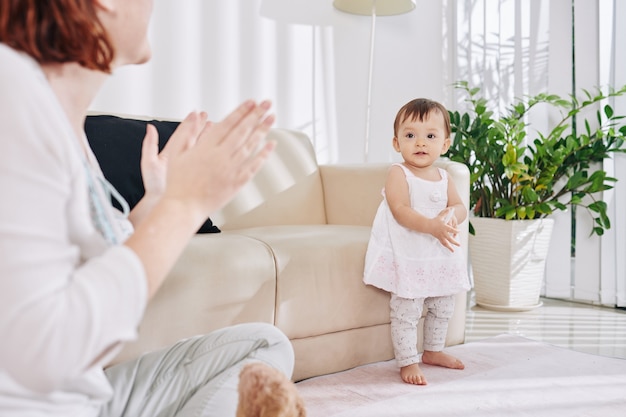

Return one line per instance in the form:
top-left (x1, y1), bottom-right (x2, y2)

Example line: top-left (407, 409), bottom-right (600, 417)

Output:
top-left (390, 294), bottom-right (455, 367)
top-left (99, 322), bottom-right (294, 417)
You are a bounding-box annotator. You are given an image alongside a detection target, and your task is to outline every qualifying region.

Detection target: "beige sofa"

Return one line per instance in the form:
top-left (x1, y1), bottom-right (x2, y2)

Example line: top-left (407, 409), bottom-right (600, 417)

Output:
top-left (112, 128), bottom-right (470, 382)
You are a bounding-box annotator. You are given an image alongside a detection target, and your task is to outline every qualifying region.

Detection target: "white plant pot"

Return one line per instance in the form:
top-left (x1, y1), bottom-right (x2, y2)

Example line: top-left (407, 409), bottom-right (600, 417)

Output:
top-left (469, 217), bottom-right (555, 311)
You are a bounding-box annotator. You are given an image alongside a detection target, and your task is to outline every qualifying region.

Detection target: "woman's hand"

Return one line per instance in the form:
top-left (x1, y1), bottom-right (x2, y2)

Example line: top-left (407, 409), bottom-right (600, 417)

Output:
top-left (161, 99), bottom-right (275, 228)
top-left (129, 112), bottom-right (210, 227)
top-left (130, 100), bottom-right (275, 229)
top-left (124, 99), bottom-right (276, 298)
top-left (139, 122), bottom-right (174, 201)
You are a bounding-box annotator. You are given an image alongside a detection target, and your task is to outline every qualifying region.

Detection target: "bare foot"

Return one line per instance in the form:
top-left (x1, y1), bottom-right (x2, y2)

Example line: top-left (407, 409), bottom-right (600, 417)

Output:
top-left (421, 350), bottom-right (465, 370)
top-left (400, 363), bottom-right (428, 385)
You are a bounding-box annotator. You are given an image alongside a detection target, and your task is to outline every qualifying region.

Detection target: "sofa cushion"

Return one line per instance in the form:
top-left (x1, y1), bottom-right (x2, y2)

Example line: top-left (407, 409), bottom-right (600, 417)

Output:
top-left (230, 224), bottom-right (390, 338)
top-left (320, 163), bottom-right (388, 226)
top-left (85, 115), bottom-right (220, 233)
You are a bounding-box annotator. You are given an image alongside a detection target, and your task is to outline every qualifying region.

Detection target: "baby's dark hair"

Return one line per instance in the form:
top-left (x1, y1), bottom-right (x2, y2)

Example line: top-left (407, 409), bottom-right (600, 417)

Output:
top-left (393, 98), bottom-right (451, 138)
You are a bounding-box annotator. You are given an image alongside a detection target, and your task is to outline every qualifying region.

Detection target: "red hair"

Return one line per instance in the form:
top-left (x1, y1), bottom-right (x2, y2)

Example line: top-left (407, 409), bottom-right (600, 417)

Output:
top-left (0, 0), bottom-right (114, 72)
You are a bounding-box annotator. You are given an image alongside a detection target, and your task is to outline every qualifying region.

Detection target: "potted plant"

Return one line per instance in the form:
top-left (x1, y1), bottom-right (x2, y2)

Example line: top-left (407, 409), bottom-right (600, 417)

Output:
top-left (447, 81), bottom-right (626, 310)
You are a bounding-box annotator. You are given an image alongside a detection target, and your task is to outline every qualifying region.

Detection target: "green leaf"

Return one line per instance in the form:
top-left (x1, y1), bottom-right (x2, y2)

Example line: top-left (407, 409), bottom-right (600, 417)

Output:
top-left (503, 143), bottom-right (517, 165)
top-left (570, 195), bottom-right (582, 205)
top-left (566, 172), bottom-right (587, 189)
top-left (588, 201), bottom-right (607, 214)
top-left (537, 203), bottom-right (552, 213)
top-left (522, 187), bottom-right (539, 203)
top-left (461, 112), bottom-right (470, 130)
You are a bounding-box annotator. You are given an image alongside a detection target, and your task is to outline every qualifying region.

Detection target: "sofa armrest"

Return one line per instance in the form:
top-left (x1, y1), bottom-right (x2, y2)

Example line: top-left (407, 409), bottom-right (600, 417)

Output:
top-left (111, 233), bottom-right (277, 366)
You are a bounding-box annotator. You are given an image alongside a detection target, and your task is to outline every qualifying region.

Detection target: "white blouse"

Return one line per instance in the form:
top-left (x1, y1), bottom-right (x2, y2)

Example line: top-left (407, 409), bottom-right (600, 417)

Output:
top-left (0, 44), bottom-right (148, 416)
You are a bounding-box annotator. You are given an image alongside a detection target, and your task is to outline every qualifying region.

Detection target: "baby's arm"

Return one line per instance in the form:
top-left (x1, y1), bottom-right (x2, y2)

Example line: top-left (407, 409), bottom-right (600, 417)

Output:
top-left (385, 166), bottom-right (460, 251)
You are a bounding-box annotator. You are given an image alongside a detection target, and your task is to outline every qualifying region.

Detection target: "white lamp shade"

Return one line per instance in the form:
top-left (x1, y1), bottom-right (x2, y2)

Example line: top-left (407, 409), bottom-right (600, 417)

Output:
top-left (333, 0), bottom-right (416, 16)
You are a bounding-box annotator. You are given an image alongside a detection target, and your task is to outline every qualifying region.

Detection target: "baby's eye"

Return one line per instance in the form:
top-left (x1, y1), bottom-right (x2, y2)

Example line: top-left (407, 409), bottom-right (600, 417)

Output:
top-left (406, 133), bottom-right (414, 139)
top-left (427, 133), bottom-right (436, 140)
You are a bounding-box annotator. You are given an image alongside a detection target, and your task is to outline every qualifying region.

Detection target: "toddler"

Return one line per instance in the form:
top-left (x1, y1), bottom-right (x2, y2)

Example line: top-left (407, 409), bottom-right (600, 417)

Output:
top-left (363, 98), bottom-right (470, 385)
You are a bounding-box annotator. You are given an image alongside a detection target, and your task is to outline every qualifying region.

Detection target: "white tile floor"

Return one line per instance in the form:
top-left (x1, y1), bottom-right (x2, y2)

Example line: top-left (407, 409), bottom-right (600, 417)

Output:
top-left (465, 294), bottom-right (626, 359)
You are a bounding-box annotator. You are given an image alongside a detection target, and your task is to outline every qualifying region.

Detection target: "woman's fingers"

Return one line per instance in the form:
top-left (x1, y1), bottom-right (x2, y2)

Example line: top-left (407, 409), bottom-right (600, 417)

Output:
top-left (140, 124), bottom-right (159, 170)
top-left (229, 103), bottom-right (274, 167)
top-left (233, 111), bottom-right (275, 163)
top-left (159, 100), bottom-right (276, 224)
top-left (192, 101), bottom-right (275, 182)
top-left (197, 100), bottom-right (255, 146)
top-left (199, 100), bottom-right (272, 154)
top-left (212, 105), bottom-right (275, 187)
top-left (233, 137), bottom-right (277, 186)
top-left (161, 111), bottom-right (208, 158)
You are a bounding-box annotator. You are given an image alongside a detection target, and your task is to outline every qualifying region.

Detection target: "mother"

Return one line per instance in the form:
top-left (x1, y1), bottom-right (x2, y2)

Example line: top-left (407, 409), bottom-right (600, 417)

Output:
top-left (0, 1), bottom-right (298, 416)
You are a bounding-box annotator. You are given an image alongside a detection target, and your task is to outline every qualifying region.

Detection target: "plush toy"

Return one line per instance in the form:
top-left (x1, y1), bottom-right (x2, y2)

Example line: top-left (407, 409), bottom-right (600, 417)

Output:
top-left (237, 362), bottom-right (307, 417)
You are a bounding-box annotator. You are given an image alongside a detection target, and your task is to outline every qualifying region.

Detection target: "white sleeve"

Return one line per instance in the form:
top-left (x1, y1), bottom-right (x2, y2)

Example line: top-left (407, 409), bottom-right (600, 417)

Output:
top-left (0, 45), bottom-right (148, 393)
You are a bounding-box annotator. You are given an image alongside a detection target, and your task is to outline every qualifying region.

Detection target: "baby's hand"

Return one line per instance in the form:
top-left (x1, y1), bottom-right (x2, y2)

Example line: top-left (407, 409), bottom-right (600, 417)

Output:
top-left (432, 208), bottom-right (460, 252)
top-left (443, 208), bottom-right (459, 237)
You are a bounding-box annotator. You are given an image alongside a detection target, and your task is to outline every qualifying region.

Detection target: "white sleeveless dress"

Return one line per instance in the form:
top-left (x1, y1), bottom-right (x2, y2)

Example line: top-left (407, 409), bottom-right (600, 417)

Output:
top-left (363, 163), bottom-right (470, 299)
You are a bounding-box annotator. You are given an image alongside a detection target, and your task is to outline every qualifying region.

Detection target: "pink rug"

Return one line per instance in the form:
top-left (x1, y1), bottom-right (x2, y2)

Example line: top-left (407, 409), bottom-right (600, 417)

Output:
top-left (296, 334), bottom-right (626, 417)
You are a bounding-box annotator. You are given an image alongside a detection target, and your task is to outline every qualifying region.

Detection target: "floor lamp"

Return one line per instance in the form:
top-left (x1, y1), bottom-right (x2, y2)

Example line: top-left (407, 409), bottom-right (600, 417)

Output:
top-left (333, 0), bottom-right (416, 162)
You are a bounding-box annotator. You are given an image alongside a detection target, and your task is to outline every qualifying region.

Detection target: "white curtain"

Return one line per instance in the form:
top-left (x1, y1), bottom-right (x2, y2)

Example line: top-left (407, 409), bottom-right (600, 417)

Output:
top-left (600, 0), bottom-right (626, 308)
top-left (447, 0), bottom-right (551, 115)
top-left (92, 0), bottom-right (335, 158)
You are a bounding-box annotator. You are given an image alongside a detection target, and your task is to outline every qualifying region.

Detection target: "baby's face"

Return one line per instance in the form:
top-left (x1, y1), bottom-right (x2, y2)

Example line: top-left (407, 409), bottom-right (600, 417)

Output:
top-left (393, 110), bottom-right (450, 169)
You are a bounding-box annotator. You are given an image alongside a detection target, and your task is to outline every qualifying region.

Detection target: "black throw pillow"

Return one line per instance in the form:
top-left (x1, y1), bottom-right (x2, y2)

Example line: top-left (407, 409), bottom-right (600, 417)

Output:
top-left (85, 115), bottom-right (221, 234)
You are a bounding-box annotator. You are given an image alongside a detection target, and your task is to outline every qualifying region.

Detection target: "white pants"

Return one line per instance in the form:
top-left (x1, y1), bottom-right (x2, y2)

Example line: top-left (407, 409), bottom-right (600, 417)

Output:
top-left (99, 322), bottom-right (294, 417)
top-left (390, 294), bottom-right (455, 367)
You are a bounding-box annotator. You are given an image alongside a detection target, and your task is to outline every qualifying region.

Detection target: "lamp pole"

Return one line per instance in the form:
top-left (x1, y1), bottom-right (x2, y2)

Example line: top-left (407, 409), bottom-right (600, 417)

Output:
top-left (363, 1), bottom-right (377, 162)
top-left (332, 0), bottom-right (416, 162)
